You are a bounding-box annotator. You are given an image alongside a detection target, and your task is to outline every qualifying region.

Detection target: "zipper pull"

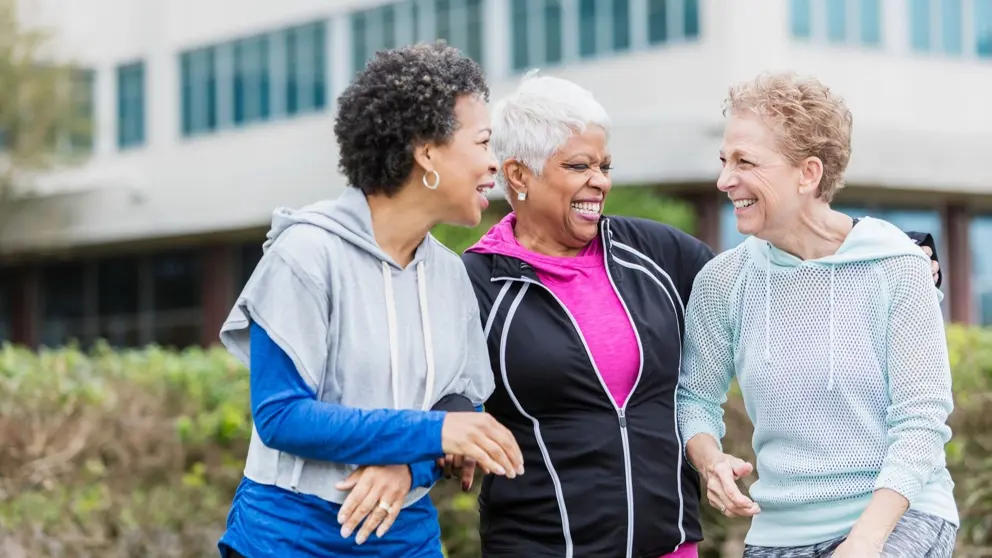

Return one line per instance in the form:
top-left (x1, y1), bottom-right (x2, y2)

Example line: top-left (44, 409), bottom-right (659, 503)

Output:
top-left (618, 409), bottom-right (627, 428)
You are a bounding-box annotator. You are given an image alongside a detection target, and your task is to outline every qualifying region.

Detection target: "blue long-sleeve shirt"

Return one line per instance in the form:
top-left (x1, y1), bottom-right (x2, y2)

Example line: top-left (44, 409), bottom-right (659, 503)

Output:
top-left (218, 323), bottom-right (467, 558)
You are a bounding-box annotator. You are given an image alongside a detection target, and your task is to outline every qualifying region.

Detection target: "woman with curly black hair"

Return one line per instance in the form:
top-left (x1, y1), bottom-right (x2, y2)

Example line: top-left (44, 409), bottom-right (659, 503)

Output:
top-left (215, 41), bottom-right (524, 558)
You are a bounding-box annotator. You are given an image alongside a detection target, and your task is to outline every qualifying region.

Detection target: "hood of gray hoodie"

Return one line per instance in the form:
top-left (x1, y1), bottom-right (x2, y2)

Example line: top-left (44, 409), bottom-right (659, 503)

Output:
top-left (220, 187), bottom-right (494, 506)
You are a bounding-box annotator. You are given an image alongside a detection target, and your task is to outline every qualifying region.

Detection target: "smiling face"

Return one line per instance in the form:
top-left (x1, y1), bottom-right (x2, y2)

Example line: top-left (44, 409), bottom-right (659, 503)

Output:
top-left (427, 94), bottom-right (499, 227)
top-left (718, 112), bottom-right (823, 239)
top-left (506, 125), bottom-right (611, 255)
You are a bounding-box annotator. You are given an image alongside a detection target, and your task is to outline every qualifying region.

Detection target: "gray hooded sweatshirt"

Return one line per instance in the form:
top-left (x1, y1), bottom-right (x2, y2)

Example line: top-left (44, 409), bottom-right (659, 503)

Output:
top-left (219, 187), bottom-right (495, 507)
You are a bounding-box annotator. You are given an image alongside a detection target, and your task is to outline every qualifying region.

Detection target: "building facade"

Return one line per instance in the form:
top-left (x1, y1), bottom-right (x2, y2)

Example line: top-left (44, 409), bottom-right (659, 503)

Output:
top-left (1, 0), bottom-right (990, 349)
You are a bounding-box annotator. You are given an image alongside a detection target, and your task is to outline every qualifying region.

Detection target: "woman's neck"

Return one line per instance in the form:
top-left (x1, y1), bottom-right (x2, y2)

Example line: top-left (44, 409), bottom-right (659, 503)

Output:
top-left (511, 212), bottom-right (586, 258)
top-left (763, 203), bottom-right (853, 261)
top-left (366, 188), bottom-right (438, 268)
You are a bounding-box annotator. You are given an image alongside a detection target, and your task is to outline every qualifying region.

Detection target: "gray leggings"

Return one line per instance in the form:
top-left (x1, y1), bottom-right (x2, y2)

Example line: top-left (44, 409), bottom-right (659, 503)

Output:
top-left (742, 509), bottom-right (957, 558)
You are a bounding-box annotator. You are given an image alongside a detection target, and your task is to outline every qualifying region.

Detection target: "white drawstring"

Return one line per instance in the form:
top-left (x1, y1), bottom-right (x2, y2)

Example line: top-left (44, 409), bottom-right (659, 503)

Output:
top-left (764, 248), bottom-right (771, 362)
top-left (382, 260), bottom-right (436, 412)
top-left (827, 265), bottom-right (835, 392)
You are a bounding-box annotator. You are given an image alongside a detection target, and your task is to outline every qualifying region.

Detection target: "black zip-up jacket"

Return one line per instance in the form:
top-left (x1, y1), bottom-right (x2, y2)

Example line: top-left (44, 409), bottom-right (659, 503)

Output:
top-left (461, 216), bottom-right (714, 558)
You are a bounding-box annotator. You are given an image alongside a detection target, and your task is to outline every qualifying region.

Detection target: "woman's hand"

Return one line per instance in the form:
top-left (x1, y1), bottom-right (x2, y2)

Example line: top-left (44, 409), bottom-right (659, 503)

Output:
top-left (700, 453), bottom-right (761, 518)
top-left (437, 454), bottom-right (478, 491)
top-left (831, 536), bottom-right (884, 557)
top-left (335, 465), bottom-right (411, 544)
top-left (441, 412), bottom-right (524, 479)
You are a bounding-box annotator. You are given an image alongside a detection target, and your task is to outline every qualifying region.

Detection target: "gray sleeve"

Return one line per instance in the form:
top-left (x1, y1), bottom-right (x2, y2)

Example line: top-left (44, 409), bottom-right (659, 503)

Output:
top-left (219, 225), bottom-right (332, 390)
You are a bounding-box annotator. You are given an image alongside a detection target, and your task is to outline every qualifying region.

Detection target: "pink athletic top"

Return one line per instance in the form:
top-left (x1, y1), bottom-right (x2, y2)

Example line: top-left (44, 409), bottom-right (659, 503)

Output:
top-left (468, 213), bottom-right (698, 558)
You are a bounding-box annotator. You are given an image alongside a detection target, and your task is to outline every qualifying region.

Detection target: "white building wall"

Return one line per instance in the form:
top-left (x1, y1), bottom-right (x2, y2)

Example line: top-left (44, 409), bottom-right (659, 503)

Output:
top-left (3, 0), bottom-right (991, 253)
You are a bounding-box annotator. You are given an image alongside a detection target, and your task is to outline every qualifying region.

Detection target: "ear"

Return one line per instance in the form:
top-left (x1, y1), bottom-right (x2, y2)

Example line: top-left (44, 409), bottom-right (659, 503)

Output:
top-left (503, 159), bottom-right (530, 198)
top-left (413, 142), bottom-right (435, 174)
top-left (798, 156), bottom-right (824, 196)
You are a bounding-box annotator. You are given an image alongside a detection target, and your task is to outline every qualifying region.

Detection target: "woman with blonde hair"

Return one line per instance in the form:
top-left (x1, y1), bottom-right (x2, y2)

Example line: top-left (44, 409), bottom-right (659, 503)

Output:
top-left (678, 72), bottom-right (958, 557)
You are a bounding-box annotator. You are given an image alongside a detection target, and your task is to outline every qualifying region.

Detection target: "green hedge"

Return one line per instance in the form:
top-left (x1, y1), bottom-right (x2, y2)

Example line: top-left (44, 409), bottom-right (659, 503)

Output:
top-left (0, 327), bottom-right (989, 558)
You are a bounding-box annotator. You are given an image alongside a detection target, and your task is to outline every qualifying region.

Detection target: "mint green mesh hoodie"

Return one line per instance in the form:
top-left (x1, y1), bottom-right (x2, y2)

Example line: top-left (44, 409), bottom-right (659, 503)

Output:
top-left (676, 217), bottom-right (959, 548)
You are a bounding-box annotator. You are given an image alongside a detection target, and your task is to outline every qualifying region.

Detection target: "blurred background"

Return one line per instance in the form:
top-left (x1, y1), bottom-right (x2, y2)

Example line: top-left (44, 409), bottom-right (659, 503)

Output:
top-left (0, 0), bottom-right (989, 557)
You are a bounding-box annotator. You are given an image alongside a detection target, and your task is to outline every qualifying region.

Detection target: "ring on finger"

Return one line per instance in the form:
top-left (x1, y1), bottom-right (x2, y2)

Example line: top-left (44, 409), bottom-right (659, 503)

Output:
top-left (377, 501), bottom-right (394, 514)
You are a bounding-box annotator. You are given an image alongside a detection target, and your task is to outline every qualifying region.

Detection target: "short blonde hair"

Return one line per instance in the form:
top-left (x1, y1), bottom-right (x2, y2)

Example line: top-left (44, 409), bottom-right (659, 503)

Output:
top-left (723, 72), bottom-right (853, 203)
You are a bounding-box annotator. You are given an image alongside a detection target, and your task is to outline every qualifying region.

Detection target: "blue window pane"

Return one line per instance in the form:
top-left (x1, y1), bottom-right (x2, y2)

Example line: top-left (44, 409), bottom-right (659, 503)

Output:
top-left (613, 0), bottom-right (631, 51)
top-left (648, 0), bottom-right (668, 44)
top-left (116, 62), bottom-right (145, 149)
top-left (287, 22), bottom-right (326, 115)
top-left (972, 216), bottom-right (992, 326)
top-left (977, 0), bottom-right (992, 57)
top-left (579, 0), bottom-right (597, 57)
top-left (826, 0), bottom-right (847, 42)
top-left (179, 47), bottom-right (217, 136)
top-left (381, 5), bottom-right (397, 49)
top-left (909, 0), bottom-right (931, 51)
top-left (860, 0), bottom-right (882, 45)
top-left (940, 0), bottom-right (963, 54)
top-left (435, 0), bottom-right (452, 44)
top-left (233, 35), bottom-right (270, 126)
top-left (511, 0), bottom-right (529, 70)
top-left (791, 0), bottom-right (812, 38)
top-left (351, 12), bottom-right (368, 73)
top-left (466, 0), bottom-right (484, 63)
top-left (545, 0), bottom-right (563, 64)
top-left (684, 0), bottom-right (700, 38)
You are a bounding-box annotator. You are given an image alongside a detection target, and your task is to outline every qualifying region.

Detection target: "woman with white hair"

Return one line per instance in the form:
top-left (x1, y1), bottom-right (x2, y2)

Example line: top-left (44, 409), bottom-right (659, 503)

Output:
top-left (459, 70), bottom-right (712, 557)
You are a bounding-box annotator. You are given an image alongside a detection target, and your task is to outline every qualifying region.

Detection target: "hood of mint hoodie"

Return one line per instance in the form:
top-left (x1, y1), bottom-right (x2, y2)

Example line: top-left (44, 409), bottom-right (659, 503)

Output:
top-left (219, 187), bottom-right (495, 506)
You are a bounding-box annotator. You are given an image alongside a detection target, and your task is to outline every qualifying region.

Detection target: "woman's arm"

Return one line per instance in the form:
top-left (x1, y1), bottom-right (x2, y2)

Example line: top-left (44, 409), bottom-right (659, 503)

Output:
top-left (250, 322), bottom-right (447, 465)
top-left (677, 259), bottom-right (760, 516)
top-left (846, 254), bottom-right (954, 546)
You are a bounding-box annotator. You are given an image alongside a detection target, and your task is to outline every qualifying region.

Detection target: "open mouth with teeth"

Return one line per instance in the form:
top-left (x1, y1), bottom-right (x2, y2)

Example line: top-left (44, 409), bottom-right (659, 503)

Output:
top-left (733, 198), bottom-right (757, 211)
top-left (476, 184), bottom-right (493, 210)
top-left (571, 200), bottom-right (603, 222)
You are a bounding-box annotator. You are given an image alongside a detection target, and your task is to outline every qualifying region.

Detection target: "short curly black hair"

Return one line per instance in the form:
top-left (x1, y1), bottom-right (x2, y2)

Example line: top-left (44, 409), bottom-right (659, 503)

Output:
top-left (334, 41), bottom-right (490, 197)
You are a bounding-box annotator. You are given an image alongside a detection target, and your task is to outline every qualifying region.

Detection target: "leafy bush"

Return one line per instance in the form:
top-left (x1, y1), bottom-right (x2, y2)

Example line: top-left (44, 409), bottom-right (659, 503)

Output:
top-left (1, 326), bottom-right (989, 557)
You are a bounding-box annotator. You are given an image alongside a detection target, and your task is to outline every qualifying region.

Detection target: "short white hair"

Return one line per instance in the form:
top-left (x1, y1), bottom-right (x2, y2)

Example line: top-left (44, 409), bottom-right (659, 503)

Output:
top-left (490, 70), bottom-right (611, 195)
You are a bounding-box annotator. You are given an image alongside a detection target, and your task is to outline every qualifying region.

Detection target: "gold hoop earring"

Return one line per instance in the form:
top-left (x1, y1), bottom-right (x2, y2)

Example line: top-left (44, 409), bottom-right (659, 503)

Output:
top-left (422, 170), bottom-right (440, 190)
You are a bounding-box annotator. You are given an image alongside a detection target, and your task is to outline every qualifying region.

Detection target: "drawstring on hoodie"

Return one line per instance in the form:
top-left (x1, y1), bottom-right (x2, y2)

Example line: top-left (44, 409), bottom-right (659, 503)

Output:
top-left (827, 265), bottom-right (835, 392)
top-left (381, 261), bottom-right (436, 411)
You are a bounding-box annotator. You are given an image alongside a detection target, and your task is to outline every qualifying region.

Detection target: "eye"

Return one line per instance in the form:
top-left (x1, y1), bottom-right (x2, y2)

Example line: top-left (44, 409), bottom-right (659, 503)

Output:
top-left (566, 164), bottom-right (589, 171)
top-left (601, 163), bottom-right (612, 172)
top-left (739, 159), bottom-right (755, 168)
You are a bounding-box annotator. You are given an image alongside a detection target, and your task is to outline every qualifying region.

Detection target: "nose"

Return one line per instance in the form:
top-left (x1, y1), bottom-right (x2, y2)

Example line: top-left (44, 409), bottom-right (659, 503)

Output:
top-left (716, 165), bottom-right (737, 192)
top-left (487, 151), bottom-right (499, 176)
top-left (589, 166), bottom-right (611, 190)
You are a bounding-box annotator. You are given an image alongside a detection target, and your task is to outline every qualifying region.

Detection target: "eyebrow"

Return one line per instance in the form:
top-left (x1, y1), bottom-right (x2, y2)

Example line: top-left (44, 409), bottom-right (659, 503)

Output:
top-left (478, 127), bottom-right (492, 134)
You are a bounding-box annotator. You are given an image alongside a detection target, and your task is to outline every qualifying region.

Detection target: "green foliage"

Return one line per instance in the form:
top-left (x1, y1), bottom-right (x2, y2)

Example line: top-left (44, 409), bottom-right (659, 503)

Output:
top-left (0, 0), bottom-right (91, 203)
top-left (0, 327), bottom-right (990, 557)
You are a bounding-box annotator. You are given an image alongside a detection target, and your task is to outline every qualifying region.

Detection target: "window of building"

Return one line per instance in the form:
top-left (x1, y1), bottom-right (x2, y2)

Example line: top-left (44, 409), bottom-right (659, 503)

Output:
top-left (647, 0), bottom-right (700, 46)
top-left (0, 270), bottom-right (10, 344)
top-left (285, 21), bottom-right (328, 116)
top-left (117, 61), bottom-right (145, 150)
top-left (971, 215), bottom-right (992, 326)
top-left (791, 0), bottom-right (881, 45)
top-left (977, 0), bottom-right (992, 56)
top-left (909, 0), bottom-right (991, 56)
top-left (238, 242), bottom-right (265, 291)
top-left (40, 262), bottom-right (90, 348)
top-left (510, 0), bottom-right (564, 71)
top-left (96, 257), bottom-right (142, 348)
top-left (180, 46), bottom-right (218, 136)
top-left (151, 250), bottom-right (202, 349)
top-left (233, 34), bottom-right (271, 126)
